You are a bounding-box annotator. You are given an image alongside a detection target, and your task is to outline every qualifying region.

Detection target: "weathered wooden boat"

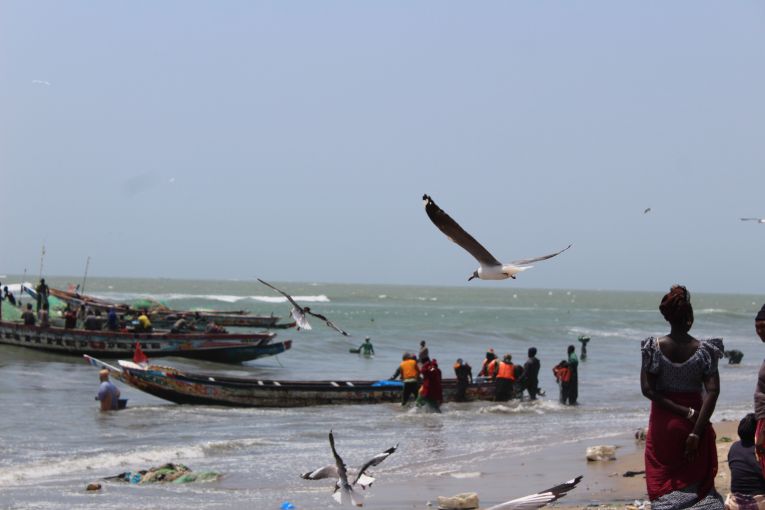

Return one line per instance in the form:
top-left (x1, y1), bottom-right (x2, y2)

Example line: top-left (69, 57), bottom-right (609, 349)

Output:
top-left (149, 312), bottom-right (285, 330)
top-left (48, 287), bottom-right (285, 329)
top-left (84, 355), bottom-right (497, 407)
top-left (0, 320), bottom-right (289, 363)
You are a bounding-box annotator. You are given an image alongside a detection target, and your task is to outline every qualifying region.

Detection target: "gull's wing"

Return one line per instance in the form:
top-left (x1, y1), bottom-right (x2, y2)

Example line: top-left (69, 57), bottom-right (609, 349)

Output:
top-left (740, 218), bottom-right (765, 222)
top-left (305, 310), bottom-right (349, 336)
top-left (300, 465), bottom-right (339, 480)
top-left (351, 444), bottom-right (398, 486)
top-left (257, 278), bottom-right (304, 312)
top-left (510, 244), bottom-right (572, 267)
top-left (423, 194), bottom-right (501, 267)
top-left (329, 431), bottom-right (349, 488)
top-left (483, 476), bottom-right (583, 510)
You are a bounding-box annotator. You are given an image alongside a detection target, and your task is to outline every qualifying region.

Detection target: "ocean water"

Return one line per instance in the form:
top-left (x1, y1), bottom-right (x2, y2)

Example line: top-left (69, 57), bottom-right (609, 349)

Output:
top-left (0, 277), bottom-right (763, 509)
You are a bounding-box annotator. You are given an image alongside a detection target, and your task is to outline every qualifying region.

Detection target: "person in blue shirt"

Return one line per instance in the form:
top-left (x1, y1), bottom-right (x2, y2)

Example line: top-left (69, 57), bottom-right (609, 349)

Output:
top-left (97, 369), bottom-right (121, 411)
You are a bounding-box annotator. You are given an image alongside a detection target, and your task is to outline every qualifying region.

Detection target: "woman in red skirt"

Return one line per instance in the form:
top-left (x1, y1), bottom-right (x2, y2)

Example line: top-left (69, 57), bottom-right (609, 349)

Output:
top-left (640, 285), bottom-right (724, 509)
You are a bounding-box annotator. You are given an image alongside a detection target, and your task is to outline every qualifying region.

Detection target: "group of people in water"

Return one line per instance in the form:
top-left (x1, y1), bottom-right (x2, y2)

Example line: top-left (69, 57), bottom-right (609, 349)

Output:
top-left (386, 339), bottom-right (581, 412)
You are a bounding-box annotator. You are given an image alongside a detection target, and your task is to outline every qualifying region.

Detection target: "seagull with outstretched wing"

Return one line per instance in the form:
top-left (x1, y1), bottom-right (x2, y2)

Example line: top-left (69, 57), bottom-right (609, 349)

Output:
top-left (258, 278), bottom-right (349, 335)
top-left (422, 194), bottom-right (571, 281)
top-left (741, 218), bottom-right (765, 224)
top-left (328, 430), bottom-right (361, 507)
top-left (483, 475), bottom-right (583, 510)
top-left (301, 431), bottom-right (397, 506)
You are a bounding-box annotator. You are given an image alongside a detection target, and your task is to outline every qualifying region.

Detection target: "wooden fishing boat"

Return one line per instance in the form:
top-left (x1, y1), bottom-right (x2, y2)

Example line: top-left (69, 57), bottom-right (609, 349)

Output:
top-left (47, 287), bottom-right (286, 329)
top-left (84, 355), bottom-right (497, 407)
top-left (0, 320), bottom-right (288, 363)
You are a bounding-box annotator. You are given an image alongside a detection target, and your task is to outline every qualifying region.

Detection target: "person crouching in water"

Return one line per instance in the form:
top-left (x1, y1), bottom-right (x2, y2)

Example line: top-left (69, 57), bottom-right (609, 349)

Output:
top-left (490, 354), bottom-right (516, 401)
top-left (390, 353), bottom-right (420, 406)
top-left (97, 369), bottom-right (121, 411)
top-left (417, 359), bottom-right (443, 413)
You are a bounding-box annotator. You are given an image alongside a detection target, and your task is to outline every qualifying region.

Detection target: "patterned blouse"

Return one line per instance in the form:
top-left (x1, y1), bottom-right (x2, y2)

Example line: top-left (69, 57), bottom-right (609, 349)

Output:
top-left (641, 337), bottom-right (724, 393)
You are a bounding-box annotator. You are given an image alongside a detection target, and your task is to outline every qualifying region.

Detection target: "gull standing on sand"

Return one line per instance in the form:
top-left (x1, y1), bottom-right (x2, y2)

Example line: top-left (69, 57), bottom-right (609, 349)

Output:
top-left (257, 278), bottom-right (350, 336)
top-left (740, 217), bottom-right (765, 223)
top-left (300, 430), bottom-right (397, 507)
top-left (422, 194), bottom-right (571, 281)
top-left (481, 475), bottom-right (583, 510)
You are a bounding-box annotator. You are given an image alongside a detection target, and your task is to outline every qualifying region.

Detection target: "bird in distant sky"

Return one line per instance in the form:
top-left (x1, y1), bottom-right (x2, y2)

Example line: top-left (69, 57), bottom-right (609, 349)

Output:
top-left (644, 207), bottom-right (652, 214)
top-left (422, 194), bottom-right (571, 281)
top-left (258, 278), bottom-right (350, 336)
top-left (31, 80), bottom-right (51, 86)
top-left (481, 476), bottom-right (583, 510)
top-left (301, 430), bottom-right (397, 507)
top-left (740, 218), bottom-right (765, 224)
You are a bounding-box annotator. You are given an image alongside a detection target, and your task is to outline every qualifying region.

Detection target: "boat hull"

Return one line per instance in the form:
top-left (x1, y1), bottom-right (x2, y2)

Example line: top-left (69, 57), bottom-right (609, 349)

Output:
top-left (85, 356), bottom-right (497, 408)
top-left (0, 321), bottom-right (284, 363)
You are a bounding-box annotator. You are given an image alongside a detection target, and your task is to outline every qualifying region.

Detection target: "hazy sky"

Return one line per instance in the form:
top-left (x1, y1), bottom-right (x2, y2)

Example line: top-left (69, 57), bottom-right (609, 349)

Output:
top-left (1, 1), bottom-right (763, 293)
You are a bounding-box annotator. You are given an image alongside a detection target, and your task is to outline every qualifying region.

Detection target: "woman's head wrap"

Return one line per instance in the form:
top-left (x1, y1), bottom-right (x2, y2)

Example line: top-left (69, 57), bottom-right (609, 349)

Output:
top-left (659, 285), bottom-right (693, 327)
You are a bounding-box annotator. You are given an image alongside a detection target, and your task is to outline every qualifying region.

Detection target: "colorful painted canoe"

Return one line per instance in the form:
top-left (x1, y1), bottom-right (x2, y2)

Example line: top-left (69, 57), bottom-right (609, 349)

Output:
top-left (0, 321), bottom-right (287, 363)
top-left (84, 355), bottom-right (497, 408)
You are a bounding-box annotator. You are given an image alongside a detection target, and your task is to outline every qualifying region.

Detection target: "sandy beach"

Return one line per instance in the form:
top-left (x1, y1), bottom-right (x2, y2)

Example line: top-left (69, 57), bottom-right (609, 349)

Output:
top-left (366, 419), bottom-right (740, 510)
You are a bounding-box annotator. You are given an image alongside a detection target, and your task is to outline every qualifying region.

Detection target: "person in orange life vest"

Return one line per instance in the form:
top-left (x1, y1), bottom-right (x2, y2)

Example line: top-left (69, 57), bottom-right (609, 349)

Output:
top-left (490, 354), bottom-right (516, 401)
top-left (416, 358), bottom-right (443, 413)
top-left (553, 360), bottom-right (572, 404)
top-left (390, 352), bottom-right (420, 405)
top-left (478, 348), bottom-right (497, 377)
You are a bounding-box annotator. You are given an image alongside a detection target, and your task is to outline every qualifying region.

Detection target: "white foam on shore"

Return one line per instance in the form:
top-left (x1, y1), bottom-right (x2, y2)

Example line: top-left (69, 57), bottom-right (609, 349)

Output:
top-left (0, 438), bottom-right (271, 486)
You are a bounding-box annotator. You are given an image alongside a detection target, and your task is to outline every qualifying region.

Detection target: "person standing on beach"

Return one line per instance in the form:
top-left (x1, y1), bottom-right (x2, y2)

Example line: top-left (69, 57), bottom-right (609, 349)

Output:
top-left (520, 347), bottom-right (541, 400)
top-left (640, 285), bottom-right (724, 509)
top-left (752, 305), bottom-right (765, 477)
top-left (97, 369), bottom-right (121, 411)
top-left (390, 353), bottom-right (420, 406)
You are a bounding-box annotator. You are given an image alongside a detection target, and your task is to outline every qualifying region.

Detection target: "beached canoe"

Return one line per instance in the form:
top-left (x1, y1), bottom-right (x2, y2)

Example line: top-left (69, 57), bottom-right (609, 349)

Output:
top-left (0, 320), bottom-right (287, 363)
top-left (84, 355), bottom-right (497, 407)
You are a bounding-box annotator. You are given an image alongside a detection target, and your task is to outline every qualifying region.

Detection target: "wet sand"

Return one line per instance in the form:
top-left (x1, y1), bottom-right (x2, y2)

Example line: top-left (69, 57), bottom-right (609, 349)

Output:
top-left (367, 419), bottom-right (739, 509)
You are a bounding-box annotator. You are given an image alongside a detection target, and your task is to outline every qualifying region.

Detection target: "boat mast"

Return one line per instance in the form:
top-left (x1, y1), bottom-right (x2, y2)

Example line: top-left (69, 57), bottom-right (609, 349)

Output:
top-left (38, 244), bottom-right (46, 280)
top-left (81, 256), bottom-right (91, 294)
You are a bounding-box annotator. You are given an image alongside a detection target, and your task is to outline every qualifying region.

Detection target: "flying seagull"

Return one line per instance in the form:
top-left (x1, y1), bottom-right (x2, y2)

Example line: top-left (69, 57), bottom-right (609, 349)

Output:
top-left (644, 207), bottom-right (651, 214)
top-left (483, 475), bottom-right (583, 510)
top-left (258, 278), bottom-right (350, 336)
top-left (741, 218), bottom-right (765, 224)
top-left (300, 430), bottom-right (398, 507)
top-left (422, 194), bottom-right (571, 281)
